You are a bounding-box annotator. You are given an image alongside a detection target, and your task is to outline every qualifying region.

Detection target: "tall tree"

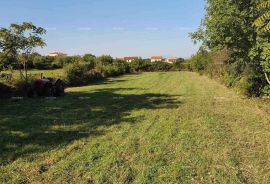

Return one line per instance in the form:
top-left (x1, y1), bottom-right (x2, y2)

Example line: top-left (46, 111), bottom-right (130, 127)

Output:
top-left (254, 0), bottom-right (270, 33)
top-left (0, 22), bottom-right (46, 81)
top-left (253, 0), bottom-right (270, 84)
top-left (191, 0), bottom-right (269, 95)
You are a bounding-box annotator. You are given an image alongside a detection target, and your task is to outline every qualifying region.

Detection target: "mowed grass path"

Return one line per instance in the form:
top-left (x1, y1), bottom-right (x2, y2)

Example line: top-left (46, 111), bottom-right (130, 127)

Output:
top-left (0, 72), bottom-right (269, 183)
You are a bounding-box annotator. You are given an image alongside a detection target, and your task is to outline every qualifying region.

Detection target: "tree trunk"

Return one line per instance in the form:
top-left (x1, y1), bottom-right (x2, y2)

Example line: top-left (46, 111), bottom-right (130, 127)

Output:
top-left (24, 61), bottom-right (28, 82)
top-left (19, 64), bottom-right (26, 81)
top-left (265, 72), bottom-right (270, 85)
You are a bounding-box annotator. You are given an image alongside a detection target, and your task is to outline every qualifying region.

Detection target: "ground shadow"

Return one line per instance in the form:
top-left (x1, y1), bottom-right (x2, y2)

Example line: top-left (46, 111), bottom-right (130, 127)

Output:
top-left (0, 87), bottom-right (182, 165)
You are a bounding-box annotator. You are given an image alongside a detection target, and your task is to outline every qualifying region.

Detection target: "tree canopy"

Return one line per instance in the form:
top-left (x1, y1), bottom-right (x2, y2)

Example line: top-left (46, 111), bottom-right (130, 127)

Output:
top-left (0, 22), bottom-right (46, 80)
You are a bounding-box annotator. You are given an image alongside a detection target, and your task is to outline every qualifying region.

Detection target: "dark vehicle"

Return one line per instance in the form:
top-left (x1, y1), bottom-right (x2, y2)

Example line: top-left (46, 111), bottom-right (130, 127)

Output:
top-left (27, 77), bottom-right (66, 97)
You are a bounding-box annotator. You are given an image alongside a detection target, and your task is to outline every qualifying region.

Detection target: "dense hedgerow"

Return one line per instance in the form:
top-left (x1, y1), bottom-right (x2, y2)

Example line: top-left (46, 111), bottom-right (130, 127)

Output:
top-left (1, 52), bottom-right (186, 90)
top-left (185, 47), bottom-right (269, 96)
top-left (189, 0), bottom-right (270, 97)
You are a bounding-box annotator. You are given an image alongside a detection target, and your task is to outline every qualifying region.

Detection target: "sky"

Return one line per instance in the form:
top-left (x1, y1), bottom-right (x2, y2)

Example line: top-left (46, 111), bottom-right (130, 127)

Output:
top-left (0, 0), bottom-right (205, 58)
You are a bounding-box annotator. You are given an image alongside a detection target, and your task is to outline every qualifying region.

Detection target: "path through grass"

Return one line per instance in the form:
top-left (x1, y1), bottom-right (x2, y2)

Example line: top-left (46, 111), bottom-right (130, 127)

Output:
top-left (0, 72), bottom-right (269, 183)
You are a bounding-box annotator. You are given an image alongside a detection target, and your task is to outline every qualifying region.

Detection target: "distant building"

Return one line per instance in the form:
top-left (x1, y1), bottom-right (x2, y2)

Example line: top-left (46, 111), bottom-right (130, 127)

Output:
top-left (166, 58), bottom-right (177, 64)
top-left (123, 57), bottom-right (139, 62)
top-left (151, 56), bottom-right (163, 62)
top-left (48, 52), bottom-right (67, 57)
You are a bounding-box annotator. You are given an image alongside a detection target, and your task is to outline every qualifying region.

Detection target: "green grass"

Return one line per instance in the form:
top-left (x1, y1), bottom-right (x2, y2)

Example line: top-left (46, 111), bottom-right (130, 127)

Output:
top-left (0, 69), bottom-right (64, 82)
top-left (0, 72), bottom-right (269, 183)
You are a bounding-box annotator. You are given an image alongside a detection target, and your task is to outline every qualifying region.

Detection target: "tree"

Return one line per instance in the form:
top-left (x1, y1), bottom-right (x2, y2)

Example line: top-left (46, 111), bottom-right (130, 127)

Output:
top-left (0, 22), bottom-right (46, 81)
top-left (82, 53), bottom-right (96, 69)
top-left (129, 58), bottom-right (151, 72)
top-left (191, 0), bottom-right (268, 95)
top-left (96, 55), bottom-right (114, 66)
top-left (253, 0), bottom-right (270, 85)
top-left (254, 0), bottom-right (270, 33)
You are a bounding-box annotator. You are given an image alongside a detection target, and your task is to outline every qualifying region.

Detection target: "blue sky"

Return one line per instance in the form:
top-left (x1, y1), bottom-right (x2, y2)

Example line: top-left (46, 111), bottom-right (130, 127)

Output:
top-left (0, 0), bottom-right (205, 58)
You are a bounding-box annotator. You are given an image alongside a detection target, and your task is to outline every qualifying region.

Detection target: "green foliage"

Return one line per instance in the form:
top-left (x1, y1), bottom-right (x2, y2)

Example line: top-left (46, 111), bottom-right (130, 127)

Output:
top-left (0, 22), bottom-right (46, 81)
top-left (191, 0), bottom-right (269, 96)
top-left (171, 60), bottom-right (185, 71)
top-left (32, 56), bottom-right (53, 69)
top-left (82, 53), bottom-right (96, 69)
top-left (0, 52), bottom-right (14, 71)
top-left (51, 56), bottom-right (65, 68)
top-left (187, 48), bottom-right (212, 74)
top-left (64, 62), bottom-right (89, 86)
top-left (129, 58), bottom-right (151, 72)
top-left (254, 0), bottom-right (270, 33)
top-left (95, 55), bottom-right (127, 77)
top-left (150, 61), bottom-right (172, 71)
top-left (96, 55), bottom-right (114, 65)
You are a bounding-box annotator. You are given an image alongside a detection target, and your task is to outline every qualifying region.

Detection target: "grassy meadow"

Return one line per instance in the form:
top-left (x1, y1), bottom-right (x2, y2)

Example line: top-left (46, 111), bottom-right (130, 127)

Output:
top-left (0, 72), bottom-right (269, 183)
top-left (0, 69), bottom-right (64, 83)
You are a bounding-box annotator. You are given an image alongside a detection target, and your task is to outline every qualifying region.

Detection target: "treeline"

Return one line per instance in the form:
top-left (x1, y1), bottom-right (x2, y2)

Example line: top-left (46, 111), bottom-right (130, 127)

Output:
top-left (63, 55), bottom-right (185, 86)
top-left (190, 0), bottom-right (270, 97)
top-left (0, 52), bottom-right (186, 85)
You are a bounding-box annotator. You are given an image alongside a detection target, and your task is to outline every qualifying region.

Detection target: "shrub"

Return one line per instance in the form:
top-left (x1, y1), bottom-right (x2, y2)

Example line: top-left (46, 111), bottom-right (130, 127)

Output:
top-left (172, 60), bottom-right (185, 71)
top-left (64, 62), bottom-right (89, 86)
top-left (83, 54), bottom-right (96, 69)
top-left (85, 69), bottom-right (103, 81)
top-left (96, 55), bottom-right (114, 65)
top-left (151, 61), bottom-right (172, 71)
top-left (96, 64), bottom-right (119, 78)
top-left (33, 56), bottom-right (53, 69)
top-left (129, 59), bottom-right (151, 72)
top-left (113, 59), bottom-right (130, 74)
top-left (52, 56), bottom-right (65, 68)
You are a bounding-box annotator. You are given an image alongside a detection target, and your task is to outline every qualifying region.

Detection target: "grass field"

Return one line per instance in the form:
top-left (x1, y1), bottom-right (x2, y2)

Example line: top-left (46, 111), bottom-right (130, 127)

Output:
top-left (0, 72), bottom-right (269, 183)
top-left (0, 69), bottom-right (64, 83)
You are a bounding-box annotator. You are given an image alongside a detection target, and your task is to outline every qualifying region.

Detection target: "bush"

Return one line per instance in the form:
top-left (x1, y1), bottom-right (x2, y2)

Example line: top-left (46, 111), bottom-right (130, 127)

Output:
top-left (96, 64), bottom-right (119, 78)
top-left (33, 56), bottom-right (53, 69)
top-left (96, 55), bottom-right (113, 65)
top-left (51, 56), bottom-right (65, 68)
top-left (113, 59), bottom-right (130, 74)
top-left (95, 56), bottom-right (129, 77)
top-left (83, 54), bottom-right (96, 69)
top-left (129, 59), bottom-right (151, 72)
top-left (239, 65), bottom-right (265, 97)
top-left (85, 69), bottom-right (103, 81)
top-left (64, 62), bottom-right (89, 86)
top-left (151, 61), bottom-right (172, 71)
top-left (172, 60), bottom-right (185, 71)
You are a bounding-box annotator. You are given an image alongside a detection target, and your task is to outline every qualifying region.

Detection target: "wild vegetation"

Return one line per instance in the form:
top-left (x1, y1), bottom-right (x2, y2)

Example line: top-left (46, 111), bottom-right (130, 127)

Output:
top-left (0, 2), bottom-right (270, 182)
top-left (190, 0), bottom-right (270, 97)
top-left (0, 28), bottom-right (185, 96)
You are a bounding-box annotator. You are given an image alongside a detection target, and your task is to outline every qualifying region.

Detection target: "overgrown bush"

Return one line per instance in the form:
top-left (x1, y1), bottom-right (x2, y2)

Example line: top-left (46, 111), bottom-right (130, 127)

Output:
top-left (33, 56), bottom-right (53, 69)
top-left (64, 62), bottom-right (89, 86)
top-left (95, 56), bottom-right (129, 77)
top-left (172, 59), bottom-right (186, 71)
top-left (150, 61), bottom-right (172, 71)
top-left (129, 59), bottom-right (151, 72)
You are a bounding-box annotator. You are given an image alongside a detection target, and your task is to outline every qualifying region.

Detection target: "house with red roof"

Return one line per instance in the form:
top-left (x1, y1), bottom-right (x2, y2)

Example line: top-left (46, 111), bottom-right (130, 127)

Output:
top-left (151, 56), bottom-right (163, 62)
top-left (165, 58), bottom-right (177, 64)
top-left (123, 57), bottom-right (138, 62)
